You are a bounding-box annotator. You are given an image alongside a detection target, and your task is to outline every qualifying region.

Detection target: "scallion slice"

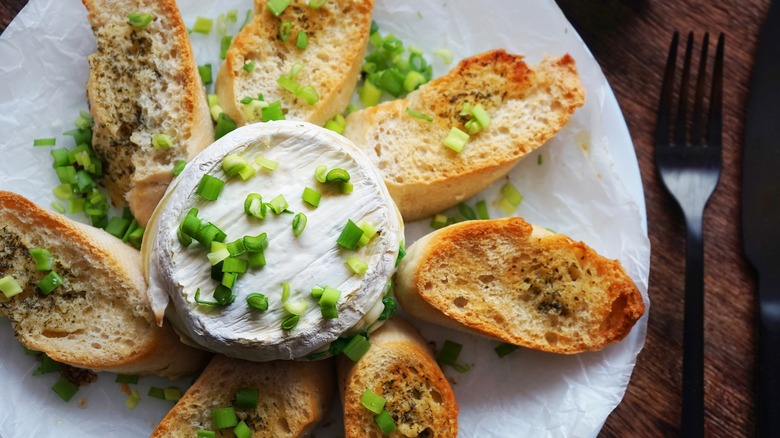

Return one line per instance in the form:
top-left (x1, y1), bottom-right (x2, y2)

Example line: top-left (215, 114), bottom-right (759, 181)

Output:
top-left (324, 114), bottom-right (346, 134)
top-left (221, 272), bottom-right (238, 289)
top-left (292, 212), bottom-right (307, 237)
top-left (314, 164), bottom-right (328, 183)
top-left (266, 0), bottom-right (292, 16)
top-left (302, 187), bottom-right (321, 207)
top-left (244, 193), bottom-right (267, 220)
top-left (52, 377), bottom-right (79, 402)
top-left (297, 85), bottom-right (319, 105)
top-left (430, 214), bottom-right (448, 230)
top-left (247, 251), bottom-right (267, 268)
top-left (243, 60), bottom-right (256, 72)
top-left (255, 155), bottom-right (279, 170)
top-left (357, 222), bottom-right (377, 247)
top-left (215, 113), bottom-right (238, 139)
top-left (360, 389), bottom-right (386, 414)
top-left (279, 20), bottom-right (292, 41)
top-left (281, 282), bottom-right (291, 302)
top-left (198, 64), bottom-right (213, 85)
top-left (319, 286), bottom-right (341, 307)
top-left (213, 285), bottom-right (236, 305)
top-left (342, 334), bottom-right (370, 362)
top-left (29, 248), bottom-right (54, 271)
top-left (358, 79), bottom-right (382, 107)
top-left (33, 138), bottom-right (56, 147)
top-left (261, 101), bottom-right (285, 121)
top-left (436, 340), bottom-right (463, 366)
top-left (284, 299), bottom-right (308, 316)
top-left (222, 153), bottom-right (250, 177)
top-left (194, 288), bottom-right (219, 306)
top-left (494, 342), bottom-right (519, 358)
top-left (309, 0), bottom-right (327, 8)
top-left (125, 388), bottom-right (141, 410)
top-left (268, 194), bottom-right (288, 214)
top-left (246, 293), bottom-right (269, 311)
top-left (164, 387), bottom-right (182, 401)
top-left (443, 127), bottom-right (469, 153)
top-left (197, 430), bottom-right (216, 438)
top-left (222, 257), bottom-right (248, 274)
top-left (500, 182), bottom-right (523, 207)
top-left (434, 48), bottom-right (454, 64)
top-left (320, 305), bottom-right (338, 319)
top-left (337, 219), bottom-right (363, 250)
top-left (220, 35), bottom-right (232, 60)
top-left (346, 256), bottom-right (368, 275)
top-left (325, 168), bottom-right (350, 182)
top-left (115, 374), bottom-right (140, 384)
top-left (38, 271), bottom-right (63, 295)
top-left (211, 407), bottom-right (238, 429)
top-left (378, 296), bottom-right (396, 320)
top-left (281, 314), bottom-right (299, 330)
top-left (172, 160), bottom-right (187, 176)
top-left (105, 217), bottom-right (131, 239)
top-left (375, 410), bottom-right (397, 434)
top-left (404, 107), bottom-right (432, 122)
top-left (311, 286), bottom-right (324, 299)
top-left (234, 421), bottom-right (251, 438)
top-left (471, 103), bottom-right (491, 129)
top-left (475, 200), bottom-right (490, 220)
top-left (148, 387), bottom-right (166, 399)
top-left (51, 202), bottom-right (66, 214)
top-left (458, 203), bottom-right (477, 220)
top-left (33, 355), bottom-right (63, 375)
top-left (128, 13), bottom-right (154, 28)
top-left (196, 174), bottom-right (225, 201)
top-left (243, 233), bottom-right (269, 252)
top-left (296, 31), bottom-right (308, 50)
top-left (192, 17), bottom-right (213, 34)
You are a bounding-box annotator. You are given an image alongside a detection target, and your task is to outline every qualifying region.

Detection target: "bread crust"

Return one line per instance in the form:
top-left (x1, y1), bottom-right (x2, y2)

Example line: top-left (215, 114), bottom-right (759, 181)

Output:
top-left (152, 355), bottom-right (335, 437)
top-left (337, 318), bottom-right (459, 437)
top-left (82, 0), bottom-right (214, 226)
top-left (216, 0), bottom-right (373, 126)
top-left (0, 191), bottom-right (209, 378)
top-left (395, 218), bottom-right (645, 354)
top-left (343, 50), bottom-right (586, 221)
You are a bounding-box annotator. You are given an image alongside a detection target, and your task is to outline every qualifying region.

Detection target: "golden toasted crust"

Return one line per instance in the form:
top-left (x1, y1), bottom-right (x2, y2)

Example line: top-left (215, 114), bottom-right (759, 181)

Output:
top-left (343, 50), bottom-right (586, 221)
top-left (0, 191), bottom-right (209, 377)
top-left (395, 218), bottom-right (645, 354)
top-left (216, 0), bottom-right (373, 126)
top-left (82, 0), bottom-right (214, 226)
top-left (338, 318), bottom-right (458, 438)
top-left (152, 356), bottom-right (335, 437)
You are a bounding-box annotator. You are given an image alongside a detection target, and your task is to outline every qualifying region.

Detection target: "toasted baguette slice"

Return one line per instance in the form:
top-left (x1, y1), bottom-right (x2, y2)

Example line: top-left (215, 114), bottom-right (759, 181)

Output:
top-left (216, 0), bottom-right (373, 126)
top-left (152, 355), bottom-right (335, 437)
top-left (343, 50), bottom-right (585, 221)
top-left (0, 191), bottom-right (209, 378)
top-left (82, 0), bottom-right (214, 226)
top-left (337, 318), bottom-right (458, 438)
top-left (395, 217), bottom-right (645, 354)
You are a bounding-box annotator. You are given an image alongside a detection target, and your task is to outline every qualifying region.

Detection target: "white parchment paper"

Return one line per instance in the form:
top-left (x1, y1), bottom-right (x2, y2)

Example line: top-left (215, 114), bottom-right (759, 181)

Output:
top-left (0, 1), bottom-right (650, 437)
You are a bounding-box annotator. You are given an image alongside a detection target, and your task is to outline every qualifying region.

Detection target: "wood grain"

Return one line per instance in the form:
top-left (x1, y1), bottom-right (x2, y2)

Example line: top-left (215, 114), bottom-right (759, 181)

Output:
top-left (0, 0), bottom-right (761, 436)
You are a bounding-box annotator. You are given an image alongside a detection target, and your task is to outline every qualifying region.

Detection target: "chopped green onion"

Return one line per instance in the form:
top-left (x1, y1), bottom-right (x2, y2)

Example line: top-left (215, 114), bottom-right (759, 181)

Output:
top-left (227, 239), bottom-right (247, 257)
top-left (464, 119), bottom-right (481, 135)
top-left (297, 85), bottom-right (319, 105)
top-left (193, 17), bottom-right (213, 34)
top-left (320, 305), bottom-right (338, 319)
top-left (241, 9), bottom-right (253, 29)
top-left (268, 194), bottom-right (288, 215)
top-left (222, 257), bottom-right (248, 274)
top-left (215, 113), bottom-right (238, 139)
top-left (277, 74), bottom-right (300, 94)
top-left (33, 138), bottom-right (56, 147)
top-left (266, 0), bottom-right (292, 16)
top-left (222, 153), bottom-right (250, 177)
top-left (29, 248), bottom-right (54, 271)
top-left (128, 13), bottom-right (154, 28)
top-left (33, 355), bottom-right (63, 375)
top-left (296, 31), bottom-right (308, 49)
top-left (443, 127), bottom-right (469, 153)
top-left (244, 193), bottom-right (267, 220)
top-left (164, 387), bottom-right (182, 401)
top-left (247, 293), bottom-right (269, 311)
top-left (357, 222), bottom-right (376, 247)
top-left (342, 181), bottom-right (352, 195)
top-left (325, 168), bottom-right (350, 182)
top-left (337, 219), bottom-right (363, 250)
top-left (311, 286), bottom-right (324, 299)
top-left (342, 334), bottom-right (370, 362)
top-left (471, 103), bottom-right (491, 129)
top-left (52, 184), bottom-right (71, 200)
top-left (194, 288), bottom-right (219, 306)
top-left (403, 70), bottom-right (426, 92)
top-left (434, 48), bottom-right (453, 64)
top-left (221, 272), bottom-right (237, 288)
top-left (358, 79), bottom-right (382, 107)
top-left (346, 256), bottom-right (368, 275)
top-left (375, 410), bottom-right (397, 434)
top-left (52, 377), bottom-right (79, 402)
top-left (281, 282), bottom-right (291, 302)
top-left (243, 60), bottom-right (256, 72)
top-left (500, 182), bottom-right (523, 206)
top-left (475, 200), bottom-right (490, 219)
top-left (197, 431), bottom-right (216, 438)
top-left (404, 107), bottom-right (432, 122)
top-left (255, 155), bottom-right (279, 170)
top-left (314, 164), bottom-right (328, 183)
top-left (151, 133), bottom-right (172, 149)
top-left (292, 212), bottom-right (307, 237)
top-left (430, 214), bottom-right (448, 229)
top-left (234, 421), bottom-right (251, 438)
top-left (436, 340), bottom-right (463, 366)
top-left (242, 99), bottom-right (268, 122)
top-left (125, 388), bottom-right (141, 410)
top-left (213, 285), bottom-right (236, 305)
top-left (22, 345), bottom-right (40, 356)
top-left (105, 217), bottom-right (131, 239)
top-left (378, 296), bottom-right (396, 320)
top-left (247, 251), bottom-right (267, 268)
top-left (302, 187), bottom-right (321, 207)
top-left (210, 104), bottom-right (224, 122)
top-left (309, 0), bottom-right (327, 8)
top-left (198, 223), bottom-right (227, 248)
top-left (495, 342), bottom-right (519, 358)
top-left (172, 160), bottom-right (187, 176)
top-left (38, 271), bottom-right (63, 295)
top-left (50, 148), bottom-right (69, 167)
top-left (216, 13), bottom-right (228, 36)
top-left (115, 374), bottom-right (139, 384)
top-left (220, 35), bottom-right (233, 59)
top-left (319, 286), bottom-right (341, 307)
top-left (196, 174), bottom-right (225, 201)
top-left (148, 387), bottom-right (166, 399)
top-left (281, 314), bottom-right (299, 330)
top-left (212, 407), bottom-right (238, 429)
top-left (198, 64), bottom-right (212, 85)
top-left (243, 233), bottom-right (269, 252)
top-left (207, 93), bottom-right (219, 108)
top-left (458, 203), bottom-right (477, 220)
top-left (537, 154), bottom-right (544, 165)
top-left (324, 114), bottom-right (346, 134)
top-left (261, 101), bottom-right (285, 121)
top-left (284, 299), bottom-right (308, 316)
top-left (360, 389), bottom-right (386, 414)
top-left (51, 202), bottom-right (66, 214)
top-left (279, 21), bottom-right (292, 42)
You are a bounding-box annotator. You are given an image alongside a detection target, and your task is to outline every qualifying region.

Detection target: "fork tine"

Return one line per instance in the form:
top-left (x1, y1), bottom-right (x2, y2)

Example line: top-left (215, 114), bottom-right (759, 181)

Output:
top-left (691, 33), bottom-right (710, 145)
top-left (674, 32), bottom-right (694, 146)
top-left (707, 33), bottom-right (725, 149)
top-left (655, 31), bottom-right (679, 147)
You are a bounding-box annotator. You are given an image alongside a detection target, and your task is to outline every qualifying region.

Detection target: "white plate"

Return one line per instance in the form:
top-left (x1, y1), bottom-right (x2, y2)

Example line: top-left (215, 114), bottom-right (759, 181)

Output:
top-left (0, 1), bottom-right (650, 437)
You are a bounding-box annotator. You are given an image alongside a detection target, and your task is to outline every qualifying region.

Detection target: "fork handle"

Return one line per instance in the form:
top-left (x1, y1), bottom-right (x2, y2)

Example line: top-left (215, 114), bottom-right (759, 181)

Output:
top-left (758, 281), bottom-right (780, 437)
top-left (681, 214), bottom-right (705, 437)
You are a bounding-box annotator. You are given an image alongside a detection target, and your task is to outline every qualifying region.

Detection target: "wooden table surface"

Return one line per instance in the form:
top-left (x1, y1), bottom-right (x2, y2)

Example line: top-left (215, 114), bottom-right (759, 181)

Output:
top-left (0, 0), bottom-right (764, 436)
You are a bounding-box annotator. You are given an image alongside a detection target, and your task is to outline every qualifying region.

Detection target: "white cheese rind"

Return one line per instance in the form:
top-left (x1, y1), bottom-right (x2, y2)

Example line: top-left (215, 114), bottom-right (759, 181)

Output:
top-left (148, 121), bottom-right (402, 361)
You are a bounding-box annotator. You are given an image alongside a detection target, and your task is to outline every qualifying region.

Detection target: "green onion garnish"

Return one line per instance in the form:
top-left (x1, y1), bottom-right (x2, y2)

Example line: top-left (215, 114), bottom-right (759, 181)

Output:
top-left (494, 342), bottom-right (519, 358)
top-left (243, 60), bottom-right (256, 73)
top-left (164, 387), bottom-right (182, 401)
top-left (115, 374), bottom-right (140, 384)
top-left (296, 31), bottom-right (308, 50)
top-left (346, 256), bottom-right (368, 275)
top-left (537, 154), bottom-right (544, 165)
top-left (342, 334), bottom-right (370, 362)
top-left (324, 114), bottom-right (346, 134)
top-left (281, 282), bottom-right (291, 302)
top-left (222, 153), bottom-right (250, 177)
top-left (375, 410), bottom-right (397, 434)
top-left (281, 314), bottom-right (300, 330)
top-left (33, 138), bottom-right (56, 147)
top-left (234, 421), bottom-right (251, 438)
top-left (192, 17), bottom-right (213, 34)
top-left (266, 0), bottom-right (292, 16)
top-left (279, 21), bottom-right (292, 42)
top-left (243, 233), bottom-right (269, 252)
top-left (471, 103), bottom-right (491, 129)
top-left (51, 202), bottom-right (66, 214)
top-left (38, 271), bottom-right (63, 295)
top-left (443, 127), bottom-right (469, 153)
top-left (150, 133), bottom-right (172, 150)
top-left (52, 377), bottom-right (79, 402)
top-left (436, 340), bottom-right (463, 366)
top-left (320, 305), bottom-right (338, 319)
top-left (311, 286), bottom-right (324, 299)
top-left (148, 387), bottom-right (166, 399)
top-left (234, 388), bottom-right (259, 409)
top-left (261, 101), bottom-right (285, 121)
top-left (297, 85), bottom-right (319, 105)
top-left (268, 194), bottom-right (288, 215)
top-left (105, 217), bottom-right (131, 239)
top-left (220, 35), bottom-right (233, 60)
top-left (221, 272), bottom-right (237, 289)
top-left (378, 296), bottom-right (396, 320)
top-left (302, 187), bottom-right (321, 207)
top-left (198, 64), bottom-right (213, 85)
top-left (29, 248), bottom-right (54, 271)
top-left (255, 155), bottom-right (279, 170)
top-left (360, 389), bottom-right (386, 414)
top-left (404, 107), bottom-right (432, 122)
top-left (227, 239), bottom-right (247, 257)
top-left (337, 219), bottom-right (363, 250)
top-left (197, 430), bottom-right (216, 438)
top-left (318, 286), bottom-right (341, 307)
top-left (244, 193), bottom-right (267, 220)
top-left (499, 182), bottom-right (523, 214)
top-left (357, 222), bottom-right (376, 247)
top-left (284, 299), bottom-right (308, 316)
top-left (172, 160), bottom-right (187, 176)
top-left (213, 285), bottom-right (236, 305)
top-left (246, 293), bottom-right (269, 311)
top-left (458, 203), bottom-right (477, 220)
top-left (434, 48), bottom-right (453, 64)
top-left (325, 168), bottom-right (350, 182)
top-left (358, 79), bottom-right (382, 107)
top-left (222, 257), bottom-right (248, 274)
top-left (430, 214), bottom-right (448, 230)
top-left (247, 251), bottom-right (267, 268)
top-left (210, 104), bottom-right (224, 122)
top-left (125, 388), bottom-right (141, 410)
top-left (309, 0), bottom-right (327, 8)
top-left (196, 174), bottom-right (225, 201)
top-left (475, 200), bottom-right (490, 219)
top-left (292, 212), bottom-right (307, 237)
top-left (128, 13), bottom-right (154, 28)
top-left (33, 355), bottom-right (64, 375)
top-left (215, 113), bottom-right (238, 139)
top-left (194, 288), bottom-right (219, 306)
top-left (314, 164), bottom-right (328, 183)
top-left (212, 407), bottom-right (238, 429)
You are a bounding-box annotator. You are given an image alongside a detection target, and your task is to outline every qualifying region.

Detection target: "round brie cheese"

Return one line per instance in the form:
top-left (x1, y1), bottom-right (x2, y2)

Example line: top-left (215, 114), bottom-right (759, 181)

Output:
top-left (144, 121), bottom-right (403, 361)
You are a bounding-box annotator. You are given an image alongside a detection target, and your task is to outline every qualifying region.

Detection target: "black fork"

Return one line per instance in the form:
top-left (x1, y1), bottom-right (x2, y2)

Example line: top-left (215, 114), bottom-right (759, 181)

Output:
top-left (654, 31), bottom-right (724, 437)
